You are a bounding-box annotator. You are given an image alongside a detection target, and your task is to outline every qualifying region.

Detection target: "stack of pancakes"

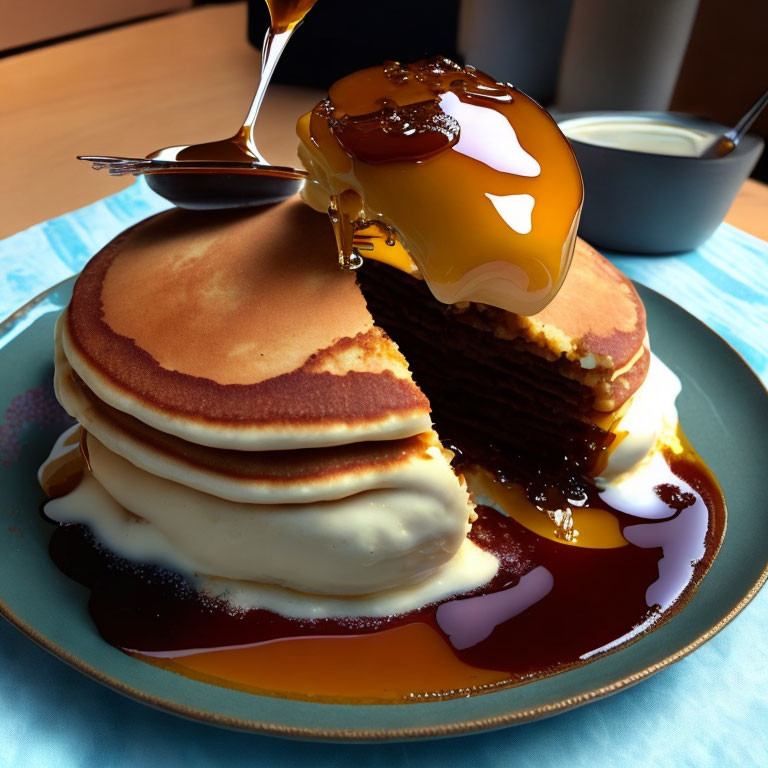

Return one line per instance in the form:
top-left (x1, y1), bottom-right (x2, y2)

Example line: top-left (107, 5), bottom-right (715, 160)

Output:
top-left (50, 197), bottom-right (650, 598)
top-left (52, 200), bottom-right (476, 596)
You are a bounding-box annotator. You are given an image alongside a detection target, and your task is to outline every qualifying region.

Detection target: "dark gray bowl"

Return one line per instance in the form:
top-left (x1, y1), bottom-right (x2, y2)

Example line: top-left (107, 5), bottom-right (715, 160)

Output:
top-left (556, 111), bottom-right (764, 254)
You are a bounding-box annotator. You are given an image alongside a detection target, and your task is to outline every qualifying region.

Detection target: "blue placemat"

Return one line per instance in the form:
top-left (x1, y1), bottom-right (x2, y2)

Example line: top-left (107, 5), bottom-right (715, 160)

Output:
top-left (1, 181), bottom-right (767, 767)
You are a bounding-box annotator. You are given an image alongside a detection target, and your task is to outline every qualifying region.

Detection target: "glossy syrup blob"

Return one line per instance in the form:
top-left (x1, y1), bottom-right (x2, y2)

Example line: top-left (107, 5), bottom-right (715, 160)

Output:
top-left (297, 57), bottom-right (583, 314)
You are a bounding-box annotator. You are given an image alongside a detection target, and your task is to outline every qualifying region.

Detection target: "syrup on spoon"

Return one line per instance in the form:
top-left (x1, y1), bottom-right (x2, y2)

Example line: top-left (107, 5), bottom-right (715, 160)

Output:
top-left (81, 0), bottom-right (319, 209)
top-left (151, 0), bottom-right (319, 166)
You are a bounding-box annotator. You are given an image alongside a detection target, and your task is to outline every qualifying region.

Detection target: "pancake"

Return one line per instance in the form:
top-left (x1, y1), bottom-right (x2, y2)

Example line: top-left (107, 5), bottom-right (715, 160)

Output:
top-left (55, 347), bottom-right (465, 505)
top-left (51, 202), bottom-right (479, 597)
top-left (62, 199), bottom-right (432, 451)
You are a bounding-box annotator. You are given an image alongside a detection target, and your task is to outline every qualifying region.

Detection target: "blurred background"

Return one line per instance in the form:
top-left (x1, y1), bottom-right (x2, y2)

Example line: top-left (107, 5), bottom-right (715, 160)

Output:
top-left (2, 0), bottom-right (765, 179)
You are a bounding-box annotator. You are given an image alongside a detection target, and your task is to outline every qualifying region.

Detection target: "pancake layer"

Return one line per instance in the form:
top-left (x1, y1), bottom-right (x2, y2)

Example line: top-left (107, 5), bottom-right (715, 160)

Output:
top-left (452, 239), bottom-right (649, 411)
top-left (63, 200), bottom-right (432, 450)
top-left (50, 198), bottom-right (484, 603)
top-left (55, 341), bottom-right (455, 505)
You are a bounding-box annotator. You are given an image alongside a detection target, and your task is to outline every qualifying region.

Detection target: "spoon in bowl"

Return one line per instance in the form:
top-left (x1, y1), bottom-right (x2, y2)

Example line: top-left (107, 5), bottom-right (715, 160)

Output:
top-left (698, 88), bottom-right (768, 160)
top-left (79, 0), bottom-right (319, 209)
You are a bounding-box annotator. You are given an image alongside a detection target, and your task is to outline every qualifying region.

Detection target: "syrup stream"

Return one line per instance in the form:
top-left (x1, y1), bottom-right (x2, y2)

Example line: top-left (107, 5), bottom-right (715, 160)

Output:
top-left (239, 0), bottom-right (320, 161)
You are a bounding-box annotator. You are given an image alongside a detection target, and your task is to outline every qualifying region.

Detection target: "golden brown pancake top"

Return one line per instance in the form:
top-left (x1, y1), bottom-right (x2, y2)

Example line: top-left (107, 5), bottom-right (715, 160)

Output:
top-left (66, 199), bottom-right (429, 430)
top-left (100, 201), bottom-right (372, 384)
top-left (458, 239), bottom-right (646, 368)
top-left (526, 239), bottom-right (649, 410)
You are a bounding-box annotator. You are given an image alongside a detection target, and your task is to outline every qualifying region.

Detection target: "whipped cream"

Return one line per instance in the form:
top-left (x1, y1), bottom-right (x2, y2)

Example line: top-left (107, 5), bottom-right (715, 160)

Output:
top-left (44, 434), bottom-right (478, 597)
top-left (598, 353), bottom-right (682, 486)
top-left (41, 439), bottom-right (497, 619)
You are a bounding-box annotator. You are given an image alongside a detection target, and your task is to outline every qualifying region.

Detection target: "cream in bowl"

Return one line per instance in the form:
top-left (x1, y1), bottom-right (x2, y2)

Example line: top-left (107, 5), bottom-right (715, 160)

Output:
top-left (563, 118), bottom-right (715, 157)
top-left (557, 111), bottom-right (764, 253)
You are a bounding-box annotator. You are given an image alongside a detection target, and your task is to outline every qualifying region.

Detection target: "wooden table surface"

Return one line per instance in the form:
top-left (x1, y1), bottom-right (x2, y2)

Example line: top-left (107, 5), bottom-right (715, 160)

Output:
top-left (1, 2), bottom-right (766, 242)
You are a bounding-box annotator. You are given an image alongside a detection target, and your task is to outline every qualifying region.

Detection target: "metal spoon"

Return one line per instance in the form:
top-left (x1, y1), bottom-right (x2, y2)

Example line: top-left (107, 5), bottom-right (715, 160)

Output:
top-left (699, 88), bottom-right (768, 160)
top-left (80, 1), bottom-right (317, 209)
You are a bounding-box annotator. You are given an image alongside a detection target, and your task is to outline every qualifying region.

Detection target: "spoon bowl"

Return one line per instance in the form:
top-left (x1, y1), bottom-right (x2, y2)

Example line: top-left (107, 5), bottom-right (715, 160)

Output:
top-left (143, 163), bottom-right (307, 210)
top-left (142, 126), bottom-right (308, 208)
top-left (80, 0), bottom-right (318, 208)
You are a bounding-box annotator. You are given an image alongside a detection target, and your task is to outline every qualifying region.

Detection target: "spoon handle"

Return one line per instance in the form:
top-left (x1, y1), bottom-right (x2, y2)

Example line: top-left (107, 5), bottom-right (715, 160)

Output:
top-left (729, 87), bottom-right (768, 143)
top-left (239, 26), bottom-right (297, 162)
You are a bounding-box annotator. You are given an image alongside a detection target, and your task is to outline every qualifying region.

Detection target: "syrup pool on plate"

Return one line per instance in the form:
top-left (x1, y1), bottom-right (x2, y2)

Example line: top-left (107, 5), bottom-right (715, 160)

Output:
top-left (41, 423), bottom-right (725, 704)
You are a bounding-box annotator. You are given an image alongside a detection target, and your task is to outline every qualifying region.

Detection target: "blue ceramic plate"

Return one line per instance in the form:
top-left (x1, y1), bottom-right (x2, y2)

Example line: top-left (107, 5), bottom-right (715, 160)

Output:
top-left (1, 278), bottom-right (767, 742)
